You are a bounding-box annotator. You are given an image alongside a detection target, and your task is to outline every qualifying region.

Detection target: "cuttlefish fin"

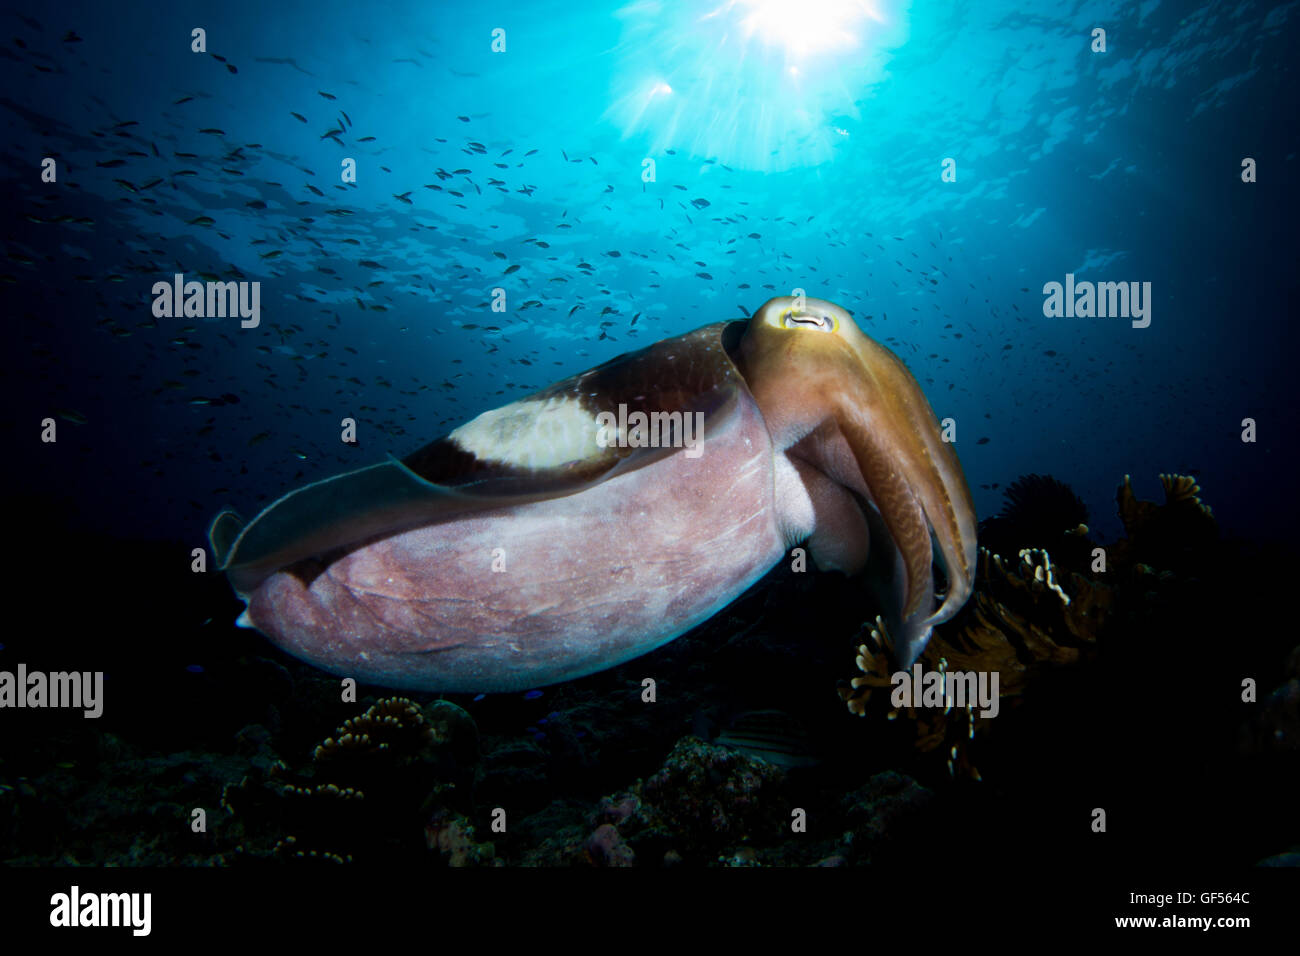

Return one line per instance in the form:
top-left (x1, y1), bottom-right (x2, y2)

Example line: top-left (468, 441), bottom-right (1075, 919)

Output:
top-left (211, 323), bottom-right (751, 596)
top-left (211, 452), bottom-right (675, 594)
top-left (211, 457), bottom-right (479, 593)
top-left (208, 508), bottom-right (245, 569)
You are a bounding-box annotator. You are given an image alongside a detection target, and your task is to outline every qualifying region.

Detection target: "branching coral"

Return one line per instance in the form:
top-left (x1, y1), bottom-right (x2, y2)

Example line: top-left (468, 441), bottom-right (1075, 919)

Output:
top-left (841, 473), bottom-right (1214, 781)
top-left (1115, 473), bottom-right (1218, 576)
top-left (977, 473), bottom-right (1093, 573)
top-left (220, 697), bottom-right (487, 865)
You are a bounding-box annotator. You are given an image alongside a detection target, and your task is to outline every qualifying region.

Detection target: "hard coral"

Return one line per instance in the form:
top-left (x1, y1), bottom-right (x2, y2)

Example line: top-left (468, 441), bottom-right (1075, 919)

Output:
top-left (840, 473), bottom-right (1218, 781)
top-left (978, 473), bottom-right (1092, 573)
top-left (637, 737), bottom-right (786, 856)
top-left (221, 697), bottom-right (485, 865)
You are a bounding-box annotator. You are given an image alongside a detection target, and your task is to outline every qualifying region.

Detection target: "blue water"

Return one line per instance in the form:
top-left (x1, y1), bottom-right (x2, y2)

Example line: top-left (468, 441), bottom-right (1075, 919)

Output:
top-left (2, 0), bottom-right (1296, 547)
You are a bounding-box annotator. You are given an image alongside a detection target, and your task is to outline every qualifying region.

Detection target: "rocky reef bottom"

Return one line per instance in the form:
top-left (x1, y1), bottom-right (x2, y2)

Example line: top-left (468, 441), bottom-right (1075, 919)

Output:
top-left (1, 474), bottom-right (1296, 866)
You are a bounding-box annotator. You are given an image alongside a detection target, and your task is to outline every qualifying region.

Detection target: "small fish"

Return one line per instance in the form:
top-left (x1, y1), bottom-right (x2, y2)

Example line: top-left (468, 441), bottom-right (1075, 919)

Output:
top-left (290, 111), bottom-right (307, 123)
top-left (714, 710), bottom-right (819, 769)
top-left (248, 431), bottom-right (271, 446)
top-left (523, 690), bottom-right (543, 700)
top-left (185, 664), bottom-right (205, 674)
top-left (318, 90), bottom-right (337, 100)
top-left (52, 408), bottom-right (88, 424)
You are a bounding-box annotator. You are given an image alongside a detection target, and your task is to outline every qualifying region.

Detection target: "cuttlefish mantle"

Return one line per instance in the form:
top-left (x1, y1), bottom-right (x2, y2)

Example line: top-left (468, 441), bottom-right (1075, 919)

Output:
top-left (209, 296), bottom-right (977, 692)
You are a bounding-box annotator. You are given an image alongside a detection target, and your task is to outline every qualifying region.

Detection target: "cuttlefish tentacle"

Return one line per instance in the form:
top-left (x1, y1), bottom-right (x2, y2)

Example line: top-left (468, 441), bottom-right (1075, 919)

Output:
top-left (741, 296), bottom-right (977, 667)
top-left (211, 296), bottom-right (977, 690)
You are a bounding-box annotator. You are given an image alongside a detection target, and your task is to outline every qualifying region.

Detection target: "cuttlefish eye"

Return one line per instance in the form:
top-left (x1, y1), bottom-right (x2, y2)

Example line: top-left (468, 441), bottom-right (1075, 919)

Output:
top-left (779, 308), bottom-right (836, 332)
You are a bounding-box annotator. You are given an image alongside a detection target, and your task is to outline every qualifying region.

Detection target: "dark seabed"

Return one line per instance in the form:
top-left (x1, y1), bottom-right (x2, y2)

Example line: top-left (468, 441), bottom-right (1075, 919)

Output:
top-left (0, 0), bottom-right (1297, 930)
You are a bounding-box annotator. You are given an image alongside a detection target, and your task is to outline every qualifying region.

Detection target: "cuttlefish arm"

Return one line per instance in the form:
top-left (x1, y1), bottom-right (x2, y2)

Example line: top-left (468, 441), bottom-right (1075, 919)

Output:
top-left (738, 296), bottom-right (978, 667)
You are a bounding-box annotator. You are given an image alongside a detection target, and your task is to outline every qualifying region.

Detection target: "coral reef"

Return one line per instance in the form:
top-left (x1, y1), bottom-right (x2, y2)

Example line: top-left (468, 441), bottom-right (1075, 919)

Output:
top-left (977, 473), bottom-right (1093, 572)
top-left (221, 696), bottom-right (490, 865)
top-left (1238, 643), bottom-right (1300, 756)
top-left (839, 473), bottom-right (1217, 781)
top-left (7, 472), bottom-right (1290, 870)
top-left (839, 771), bottom-right (936, 866)
top-left (1115, 473), bottom-right (1217, 575)
top-left (638, 736), bottom-right (787, 851)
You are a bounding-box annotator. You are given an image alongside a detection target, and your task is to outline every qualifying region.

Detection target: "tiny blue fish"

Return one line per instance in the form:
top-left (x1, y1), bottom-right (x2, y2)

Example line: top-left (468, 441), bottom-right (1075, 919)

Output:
top-left (523, 690), bottom-right (543, 700)
top-left (472, 693), bottom-right (486, 702)
top-left (185, 664), bottom-right (205, 674)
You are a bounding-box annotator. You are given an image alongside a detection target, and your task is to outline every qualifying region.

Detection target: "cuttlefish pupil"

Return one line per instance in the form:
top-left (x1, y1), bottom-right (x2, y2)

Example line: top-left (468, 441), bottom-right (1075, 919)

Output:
top-left (209, 295), bottom-right (978, 693)
top-left (781, 309), bottom-right (833, 331)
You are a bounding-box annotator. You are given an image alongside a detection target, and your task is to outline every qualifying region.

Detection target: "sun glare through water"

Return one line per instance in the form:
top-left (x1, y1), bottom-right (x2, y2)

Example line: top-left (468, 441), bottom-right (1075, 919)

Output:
top-left (606, 0), bottom-right (908, 171)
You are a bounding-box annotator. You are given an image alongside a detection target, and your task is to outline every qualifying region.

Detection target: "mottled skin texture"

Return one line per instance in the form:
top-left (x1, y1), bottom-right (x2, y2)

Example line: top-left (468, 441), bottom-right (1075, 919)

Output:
top-left (216, 296), bottom-right (978, 691)
top-left (246, 391), bottom-right (786, 691)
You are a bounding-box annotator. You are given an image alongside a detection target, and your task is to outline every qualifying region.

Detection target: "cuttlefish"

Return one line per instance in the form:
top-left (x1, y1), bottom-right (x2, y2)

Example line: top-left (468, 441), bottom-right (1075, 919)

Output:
top-left (210, 296), bottom-right (977, 692)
